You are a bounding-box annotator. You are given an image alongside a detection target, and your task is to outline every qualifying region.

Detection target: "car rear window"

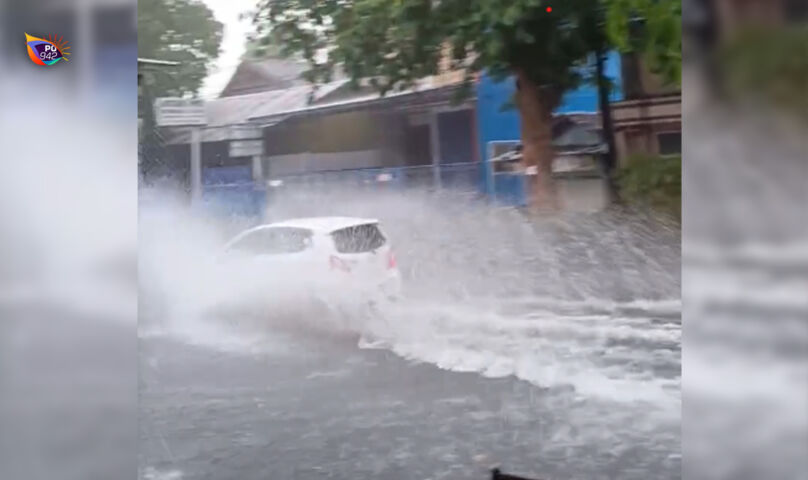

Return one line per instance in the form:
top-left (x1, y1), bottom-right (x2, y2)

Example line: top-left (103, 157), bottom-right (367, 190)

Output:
top-left (229, 227), bottom-right (313, 255)
top-left (331, 224), bottom-right (387, 254)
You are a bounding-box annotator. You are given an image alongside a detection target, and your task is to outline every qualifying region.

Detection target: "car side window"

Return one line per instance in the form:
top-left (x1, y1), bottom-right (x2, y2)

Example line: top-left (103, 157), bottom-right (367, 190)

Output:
top-left (229, 228), bottom-right (313, 255)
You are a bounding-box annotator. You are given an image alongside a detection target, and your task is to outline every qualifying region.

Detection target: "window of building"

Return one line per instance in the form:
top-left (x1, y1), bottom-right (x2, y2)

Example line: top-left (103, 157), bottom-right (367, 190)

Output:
top-left (657, 132), bottom-right (682, 156)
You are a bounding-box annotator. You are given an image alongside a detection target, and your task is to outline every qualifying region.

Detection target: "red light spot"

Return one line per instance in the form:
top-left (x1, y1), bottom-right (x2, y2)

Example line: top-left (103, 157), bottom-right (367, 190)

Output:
top-left (546, 6), bottom-right (552, 12)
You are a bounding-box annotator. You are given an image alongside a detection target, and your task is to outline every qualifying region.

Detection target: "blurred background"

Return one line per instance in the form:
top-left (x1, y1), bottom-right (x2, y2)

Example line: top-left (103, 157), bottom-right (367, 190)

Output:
top-left (682, 1), bottom-right (807, 480)
top-left (0, 0), bottom-right (137, 480)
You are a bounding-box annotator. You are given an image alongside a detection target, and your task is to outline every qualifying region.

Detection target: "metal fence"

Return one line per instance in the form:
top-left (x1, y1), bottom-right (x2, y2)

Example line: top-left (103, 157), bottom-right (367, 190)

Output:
top-left (487, 140), bottom-right (529, 207)
top-left (198, 165), bottom-right (266, 218)
top-left (268, 161), bottom-right (484, 195)
top-left (200, 183), bottom-right (266, 218)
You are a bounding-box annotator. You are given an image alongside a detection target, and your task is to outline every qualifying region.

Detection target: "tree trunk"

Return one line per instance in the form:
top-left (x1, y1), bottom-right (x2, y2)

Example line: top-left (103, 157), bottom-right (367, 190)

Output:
top-left (516, 69), bottom-right (559, 212)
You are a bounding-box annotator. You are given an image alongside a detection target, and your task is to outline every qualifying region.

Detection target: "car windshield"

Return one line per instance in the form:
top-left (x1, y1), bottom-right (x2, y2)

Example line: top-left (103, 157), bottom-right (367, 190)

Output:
top-left (229, 227), bottom-right (313, 255)
top-left (331, 223), bottom-right (386, 254)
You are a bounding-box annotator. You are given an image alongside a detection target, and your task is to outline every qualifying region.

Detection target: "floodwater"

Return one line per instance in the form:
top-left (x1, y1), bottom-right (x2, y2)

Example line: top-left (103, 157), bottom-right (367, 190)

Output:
top-left (138, 189), bottom-right (681, 480)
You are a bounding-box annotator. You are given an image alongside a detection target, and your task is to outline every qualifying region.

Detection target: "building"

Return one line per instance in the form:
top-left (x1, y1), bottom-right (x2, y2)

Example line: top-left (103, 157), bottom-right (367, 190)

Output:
top-left (159, 56), bottom-right (481, 203)
top-left (712, 0), bottom-right (808, 36)
top-left (157, 48), bottom-right (687, 214)
top-left (611, 54), bottom-right (681, 164)
top-left (474, 51), bottom-right (624, 209)
top-left (609, 0), bottom-right (808, 164)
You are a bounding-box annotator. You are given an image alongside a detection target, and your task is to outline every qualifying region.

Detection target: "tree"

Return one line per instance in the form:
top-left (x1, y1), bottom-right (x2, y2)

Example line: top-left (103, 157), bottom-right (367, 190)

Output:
top-left (602, 0), bottom-right (680, 204)
top-left (605, 0), bottom-right (681, 86)
top-left (253, 0), bottom-right (680, 208)
top-left (138, 0), bottom-right (224, 98)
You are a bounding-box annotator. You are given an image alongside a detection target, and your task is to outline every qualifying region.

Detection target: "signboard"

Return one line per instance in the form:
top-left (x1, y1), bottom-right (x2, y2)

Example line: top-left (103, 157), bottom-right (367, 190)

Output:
top-left (228, 126), bottom-right (262, 140)
top-left (154, 98), bottom-right (206, 126)
top-left (553, 155), bottom-right (598, 173)
top-left (229, 139), bottom-right (264, 157)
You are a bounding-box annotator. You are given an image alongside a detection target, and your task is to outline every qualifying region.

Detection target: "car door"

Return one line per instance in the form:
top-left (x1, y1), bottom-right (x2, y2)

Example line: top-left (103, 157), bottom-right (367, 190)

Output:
top-left (225, 227), bottom-right (316, 277)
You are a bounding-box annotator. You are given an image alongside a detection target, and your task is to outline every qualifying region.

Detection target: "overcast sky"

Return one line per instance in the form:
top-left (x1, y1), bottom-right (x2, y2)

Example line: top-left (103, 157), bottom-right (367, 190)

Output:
top-left (199, 0), bottom-right (257, 99)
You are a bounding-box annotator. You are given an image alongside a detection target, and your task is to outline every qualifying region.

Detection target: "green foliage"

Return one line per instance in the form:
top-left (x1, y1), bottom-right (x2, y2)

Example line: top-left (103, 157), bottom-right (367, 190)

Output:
top-left (257, 0), bottom-right (613, 101)
top-left (138, 0), bottom-right (224, 98)
top-left (719, 25), bottom-right (808, 122)
top-left (254, 0), bottom-right (681, 101)
top-left (605, 0), bottom-right (681, 86)
top-left (243, 34), bottom-right (285, 60)
top-left (618, 154), bottom-right (681, 217)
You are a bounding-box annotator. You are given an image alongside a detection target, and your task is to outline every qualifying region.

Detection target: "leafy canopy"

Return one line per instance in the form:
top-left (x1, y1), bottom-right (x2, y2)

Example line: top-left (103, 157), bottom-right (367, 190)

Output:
top-left (255, 0), bottom-right (681, 98)
top-left (138, 0), bottom-right (224, 97)
top-left (258, 0), bottom-right (603, 100)
top-left (605, 0), bottom-right (681, 85)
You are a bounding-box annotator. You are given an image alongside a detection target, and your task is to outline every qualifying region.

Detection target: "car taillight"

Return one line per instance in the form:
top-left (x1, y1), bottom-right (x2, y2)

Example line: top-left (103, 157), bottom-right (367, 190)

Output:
top-left (387, 251), bottom-right (397, 270)
top-left (329, 255), bottom-right (351, 273)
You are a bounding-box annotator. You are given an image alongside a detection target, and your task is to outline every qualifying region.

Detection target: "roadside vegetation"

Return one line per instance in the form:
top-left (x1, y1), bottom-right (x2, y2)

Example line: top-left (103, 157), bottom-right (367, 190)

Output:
top-left (618, 154), bottom-right (681, 221)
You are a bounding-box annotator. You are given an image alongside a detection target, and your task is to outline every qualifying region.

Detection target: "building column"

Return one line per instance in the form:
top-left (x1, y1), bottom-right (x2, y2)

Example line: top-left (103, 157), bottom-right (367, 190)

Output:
top-left (252, 155), bottom-right (264, 181)
top-left (190, 128), bottom-right (202, 205)
top-left (429, 110), bottom-right (442, 188)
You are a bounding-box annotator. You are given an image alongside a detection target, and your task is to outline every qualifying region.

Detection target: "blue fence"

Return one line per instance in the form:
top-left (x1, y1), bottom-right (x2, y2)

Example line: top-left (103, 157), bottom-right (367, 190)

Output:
top-left (197, 161), bottom-right (501, 218)
top-left (493, 173), bottom-right (528, 207)
top-left (272, 163), bottom-right (481, 194)
top-left (201, 166), bottom-right (266, 218)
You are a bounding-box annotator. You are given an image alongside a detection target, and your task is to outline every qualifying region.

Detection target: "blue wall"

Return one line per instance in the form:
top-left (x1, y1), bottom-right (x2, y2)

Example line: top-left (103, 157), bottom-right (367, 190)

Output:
top-left (475, 51), bottom-right (623, 200)
top-left (201, 166), bottom-right (266, 218)
top-left (202, 165), bottom-right (253, 186)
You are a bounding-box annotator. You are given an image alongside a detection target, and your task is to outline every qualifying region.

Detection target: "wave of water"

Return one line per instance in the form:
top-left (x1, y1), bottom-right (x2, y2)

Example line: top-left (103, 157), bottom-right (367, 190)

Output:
top-left (359, 296), bottom-right (680, 413)
top-left (138, 187), bottom-right (681, 416)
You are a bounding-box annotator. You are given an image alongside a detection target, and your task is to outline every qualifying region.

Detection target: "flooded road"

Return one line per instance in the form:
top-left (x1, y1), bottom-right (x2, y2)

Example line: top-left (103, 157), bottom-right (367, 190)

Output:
top-left (139, 305), bottom-right (680, 480)
top-left (138, 190), bottom-right (681, 480)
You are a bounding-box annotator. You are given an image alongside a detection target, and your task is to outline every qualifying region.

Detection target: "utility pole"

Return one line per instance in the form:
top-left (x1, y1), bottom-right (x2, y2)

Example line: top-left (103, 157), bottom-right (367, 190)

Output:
top-left (190, 127), bottom-right (202, 205)
top-left (594, 34), bottom-right (621, 204)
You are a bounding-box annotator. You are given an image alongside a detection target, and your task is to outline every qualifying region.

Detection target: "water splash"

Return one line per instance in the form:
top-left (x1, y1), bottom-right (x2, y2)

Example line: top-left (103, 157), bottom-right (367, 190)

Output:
top-left (139, 185), bottom-right (680, 417)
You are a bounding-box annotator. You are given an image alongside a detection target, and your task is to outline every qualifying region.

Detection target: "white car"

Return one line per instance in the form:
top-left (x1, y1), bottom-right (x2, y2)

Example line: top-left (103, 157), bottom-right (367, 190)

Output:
top-left (221, 217), bottom-right (402, 308)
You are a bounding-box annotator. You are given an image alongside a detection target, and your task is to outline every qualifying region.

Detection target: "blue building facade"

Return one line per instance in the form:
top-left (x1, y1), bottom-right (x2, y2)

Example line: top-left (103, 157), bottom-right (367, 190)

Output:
top-left (201, 165), bottom-right (267, 219)
top-left (476, 51), bottom-right (624, 203)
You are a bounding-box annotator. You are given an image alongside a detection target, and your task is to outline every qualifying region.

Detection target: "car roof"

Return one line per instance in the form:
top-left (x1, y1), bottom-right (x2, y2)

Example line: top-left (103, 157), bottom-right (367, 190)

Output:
top-left (260, 216), bottom-right (380, 234)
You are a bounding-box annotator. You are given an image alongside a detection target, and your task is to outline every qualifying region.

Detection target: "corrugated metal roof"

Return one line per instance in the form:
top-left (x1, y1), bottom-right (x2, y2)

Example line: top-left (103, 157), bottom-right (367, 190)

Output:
top-left (218, 58), bottom-right (311, 97)
top-left (219, 58), bottom-right (348, 98)
top-left (204, 80), bottom-right (351, 127)
top-left (249, 82), bottom-right (469, 125)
